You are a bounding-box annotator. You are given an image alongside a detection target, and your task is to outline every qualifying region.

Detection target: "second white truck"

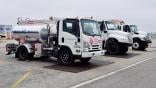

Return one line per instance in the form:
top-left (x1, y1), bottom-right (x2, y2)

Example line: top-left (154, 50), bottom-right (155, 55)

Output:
top-left (98, 20), bottom-right (132, 55)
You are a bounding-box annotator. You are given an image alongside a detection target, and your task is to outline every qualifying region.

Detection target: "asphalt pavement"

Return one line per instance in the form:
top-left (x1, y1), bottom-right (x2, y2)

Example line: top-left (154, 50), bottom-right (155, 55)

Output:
top-left (78, 56), bottom-right (156, 88)
top-left (0, 39), bottom-right (156, 88)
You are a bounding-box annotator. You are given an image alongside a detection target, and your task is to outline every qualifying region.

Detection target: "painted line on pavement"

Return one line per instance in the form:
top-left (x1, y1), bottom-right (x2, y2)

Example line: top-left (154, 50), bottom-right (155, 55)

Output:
top-left (70, 56), bottom-right (156, 88)
top-left (11, 69), bottom-right (32, 88)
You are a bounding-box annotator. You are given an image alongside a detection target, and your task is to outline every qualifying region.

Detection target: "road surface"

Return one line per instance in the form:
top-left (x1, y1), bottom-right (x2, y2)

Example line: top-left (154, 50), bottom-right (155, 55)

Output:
top-left (0, 39), bottom-right (156, 88)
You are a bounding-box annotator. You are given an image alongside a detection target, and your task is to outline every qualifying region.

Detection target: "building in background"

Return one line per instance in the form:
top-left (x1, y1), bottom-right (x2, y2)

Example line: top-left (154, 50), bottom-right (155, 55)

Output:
top-left (0, 25), bottom-right (12, 39)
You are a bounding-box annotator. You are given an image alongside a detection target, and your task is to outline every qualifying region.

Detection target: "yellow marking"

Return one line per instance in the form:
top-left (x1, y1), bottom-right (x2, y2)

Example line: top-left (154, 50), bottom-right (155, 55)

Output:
top-left (11, 69), bottom-right (32, 88)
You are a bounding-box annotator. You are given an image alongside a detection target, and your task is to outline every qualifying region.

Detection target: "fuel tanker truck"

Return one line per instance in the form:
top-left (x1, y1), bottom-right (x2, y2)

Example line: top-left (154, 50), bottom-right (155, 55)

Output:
top-left (6, 17), bottom-right (105, 65)
top-left (122, 25), bottom-right (152, 50)
top-left (111, 19), bottom-right (152, 50)
top-left (98, 19), bottom-right (133, 55)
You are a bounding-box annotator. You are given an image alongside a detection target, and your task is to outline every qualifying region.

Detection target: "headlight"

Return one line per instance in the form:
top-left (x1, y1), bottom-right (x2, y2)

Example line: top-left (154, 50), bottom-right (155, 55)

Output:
top-left (83, 41), bottom-right (90, 52)
top-left (146, 33), bottom-right (151, 40)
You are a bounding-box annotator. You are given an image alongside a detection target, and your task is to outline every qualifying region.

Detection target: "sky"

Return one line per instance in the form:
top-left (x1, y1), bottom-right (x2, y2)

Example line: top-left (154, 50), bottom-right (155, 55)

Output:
top-left (0, 0), bottom-right (156, 32)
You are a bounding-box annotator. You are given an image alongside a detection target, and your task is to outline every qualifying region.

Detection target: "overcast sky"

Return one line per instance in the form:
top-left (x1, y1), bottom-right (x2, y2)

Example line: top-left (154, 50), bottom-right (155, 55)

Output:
top-left (0, 0), bottom-right (156, 32)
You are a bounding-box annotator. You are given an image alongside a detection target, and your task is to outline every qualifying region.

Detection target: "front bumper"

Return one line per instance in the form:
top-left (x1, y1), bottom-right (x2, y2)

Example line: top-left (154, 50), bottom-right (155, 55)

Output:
top-left (82, 50), bottom-right (105, 58)
top-left (142, 40), bottom-right (152, 43)
top-left (119, 42), bottom-right (132, 47)
top-left (141, 40), bottom-right (152, 48)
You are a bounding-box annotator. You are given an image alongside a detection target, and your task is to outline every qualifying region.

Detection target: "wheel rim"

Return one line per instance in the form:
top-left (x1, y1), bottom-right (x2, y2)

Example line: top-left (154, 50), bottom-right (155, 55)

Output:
top-left (109, 43), bottom-right (118, 53)
top-left (133, 42), bottom-right (139, 49)
top-left (61, 52), bottom-right (70, 64)
top-left (20, 49), bottom-right (28, 59)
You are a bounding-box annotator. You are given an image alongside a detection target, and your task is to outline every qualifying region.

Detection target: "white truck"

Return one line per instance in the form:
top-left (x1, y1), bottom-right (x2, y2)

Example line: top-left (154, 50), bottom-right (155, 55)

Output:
top-left (6, 17), bottom-right (105, 65)
top-left (122, 25), bottom-right (152, 50)
top-left (98, 20), bottom-right (132, 55)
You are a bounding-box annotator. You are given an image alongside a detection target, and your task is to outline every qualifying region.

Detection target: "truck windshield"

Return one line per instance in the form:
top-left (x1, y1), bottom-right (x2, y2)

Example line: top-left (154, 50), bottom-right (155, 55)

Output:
top-left (130, 25), bottom-right (138, 33)
top-left (81, 19), bottom-right (101, 36)
top-left (105, 21), bottom-right (118, 30)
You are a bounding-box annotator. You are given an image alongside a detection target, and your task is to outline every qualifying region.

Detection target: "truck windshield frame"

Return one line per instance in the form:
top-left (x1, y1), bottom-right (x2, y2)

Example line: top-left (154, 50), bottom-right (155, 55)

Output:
top-left (81, 19), bottom-right (101, 36)
top-left (105, 21), bottom-right (118, 30)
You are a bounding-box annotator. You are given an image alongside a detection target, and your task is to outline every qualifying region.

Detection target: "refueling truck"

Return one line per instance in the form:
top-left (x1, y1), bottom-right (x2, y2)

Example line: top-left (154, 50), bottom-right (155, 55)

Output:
top-left (122, 25), bottom-right (152, 50)
top-left (6, 17), bottom-right (105, 65)
top-left (98, 20), bottom-right (132, 55)
top-left (110, 19), bottom-right (152, 50)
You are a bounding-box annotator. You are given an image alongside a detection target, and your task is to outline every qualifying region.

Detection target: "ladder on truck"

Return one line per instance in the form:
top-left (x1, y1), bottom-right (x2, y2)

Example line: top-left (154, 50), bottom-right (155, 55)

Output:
top-left (17, 17), bottom-right (60, 25)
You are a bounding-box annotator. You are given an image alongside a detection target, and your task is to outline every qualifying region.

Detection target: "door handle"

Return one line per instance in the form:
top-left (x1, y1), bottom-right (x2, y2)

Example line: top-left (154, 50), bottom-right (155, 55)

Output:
top-left (62, 37), bottom-right (64, 43)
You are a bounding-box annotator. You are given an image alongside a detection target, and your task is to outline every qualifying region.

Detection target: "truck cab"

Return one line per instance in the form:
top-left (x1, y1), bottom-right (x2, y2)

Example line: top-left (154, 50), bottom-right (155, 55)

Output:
top-left (57, 18), bottom-right (105, 64)
top-left (122, 25), bottom-right (152, 50)
top-left (98, 20), bottom-right (132, 55)
top-left (6, 17), bottom-right (105, 65)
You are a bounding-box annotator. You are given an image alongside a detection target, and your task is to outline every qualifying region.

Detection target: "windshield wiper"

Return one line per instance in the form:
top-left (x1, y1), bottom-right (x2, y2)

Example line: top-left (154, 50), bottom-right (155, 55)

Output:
top-left (84, 32), bottom-right (93, 36)
top-left (84, 32), bottom-right (101, 36)
top-left (92, 34), bottom-right (101, 36)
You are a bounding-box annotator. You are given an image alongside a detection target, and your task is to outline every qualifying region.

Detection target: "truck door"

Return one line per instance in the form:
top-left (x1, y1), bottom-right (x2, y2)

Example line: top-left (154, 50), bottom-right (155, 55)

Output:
top-left (99, 21), bottom-right (107, 44)
top-left (60, 19), bottom-right (81, 55)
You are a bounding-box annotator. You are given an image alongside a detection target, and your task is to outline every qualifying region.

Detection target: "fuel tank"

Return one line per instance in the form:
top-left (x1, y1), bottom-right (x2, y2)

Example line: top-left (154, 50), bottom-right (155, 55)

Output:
top-left (13, 24), bottom-right (57, 43)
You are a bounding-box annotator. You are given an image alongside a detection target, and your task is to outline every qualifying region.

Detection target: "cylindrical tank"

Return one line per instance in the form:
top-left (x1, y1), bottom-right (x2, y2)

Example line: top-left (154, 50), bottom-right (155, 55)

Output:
top-left (13, 24), bottom-right (57, 43)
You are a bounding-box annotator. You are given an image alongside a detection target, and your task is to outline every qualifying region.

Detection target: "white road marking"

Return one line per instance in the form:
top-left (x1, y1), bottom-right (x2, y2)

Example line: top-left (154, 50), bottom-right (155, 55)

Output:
top-left (70, 56), bottom-right (156, 88)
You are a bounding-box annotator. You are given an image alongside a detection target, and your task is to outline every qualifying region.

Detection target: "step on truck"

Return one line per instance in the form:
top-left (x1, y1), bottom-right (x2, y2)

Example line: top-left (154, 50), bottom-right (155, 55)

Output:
top-left (98, 20), bottom-right (133, 55)
top-left (6, 17), bottom-right (105, 65)
top-left (122, 25), bottom-right (152, 50)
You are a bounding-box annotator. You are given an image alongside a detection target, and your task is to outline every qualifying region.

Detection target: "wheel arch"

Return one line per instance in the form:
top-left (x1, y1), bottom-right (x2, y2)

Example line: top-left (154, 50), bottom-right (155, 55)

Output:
top-left (59, 45), bottom-right (73, 54)
top-left (106, 38), bottom-right (119, 44)
top-left (133, 37), bottom-right (141, 42)
top-left (104, 38), bottom-right (119, 48)
top-left (15, 44), bottom-right (34, 58)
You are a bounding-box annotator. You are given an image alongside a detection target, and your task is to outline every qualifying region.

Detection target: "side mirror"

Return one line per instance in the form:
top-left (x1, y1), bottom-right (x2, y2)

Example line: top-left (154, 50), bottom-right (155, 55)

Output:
top-left (104, 30), bottom-right (107, 33)
top-left (77, 37), bottom-right (80, 42)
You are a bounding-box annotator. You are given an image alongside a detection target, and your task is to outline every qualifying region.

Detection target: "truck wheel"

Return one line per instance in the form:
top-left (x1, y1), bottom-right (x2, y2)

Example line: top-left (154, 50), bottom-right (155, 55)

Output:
top-left (18, 47), bottom-right (33, 61)
top-left (58, 49), bottom-right (75, 65)
top-left (106, 39), bottom-right (120, 55)
top-left (119, 47), bottom-right (128, 54)
top-left (80, 57), bottom-right (91, 63)
top-left (132, 40), bottom-right (144, 50)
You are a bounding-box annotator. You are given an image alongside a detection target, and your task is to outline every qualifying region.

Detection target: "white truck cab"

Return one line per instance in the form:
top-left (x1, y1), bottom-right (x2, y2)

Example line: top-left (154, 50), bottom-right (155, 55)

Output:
top-left (98, 20), bottom-right (132, 55)
top-left (6, 17), bottom-right (105, 65)
top-left (122, 25), bottom-right (152, 50)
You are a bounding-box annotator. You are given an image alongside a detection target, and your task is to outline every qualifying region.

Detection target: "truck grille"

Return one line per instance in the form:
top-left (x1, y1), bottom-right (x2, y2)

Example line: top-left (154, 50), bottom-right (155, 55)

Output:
top-left (90, 45), bottom-right (100, 51)
top-left (146, 33), bottom-right (151, 40)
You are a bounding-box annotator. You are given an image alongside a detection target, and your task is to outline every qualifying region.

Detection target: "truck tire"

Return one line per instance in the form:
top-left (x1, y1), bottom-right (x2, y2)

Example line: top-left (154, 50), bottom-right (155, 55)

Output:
top-left (132, 40), bottom-right (145, 50)
top-left (106, 39), bottom-right (120, 55)
top-left (18, 47), bottom-right (33, 61)
top-left (57, 49), bottom-right (75, 65)
top-left (119, 47), bottom-right (128, 54)
top-left (80, 57), bottom-right (91, 63)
